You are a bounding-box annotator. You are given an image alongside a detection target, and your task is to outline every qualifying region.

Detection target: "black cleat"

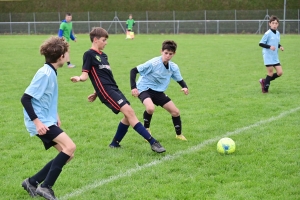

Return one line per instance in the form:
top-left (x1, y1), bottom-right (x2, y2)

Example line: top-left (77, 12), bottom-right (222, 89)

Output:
top-left (21, 178), bottom-right (37, 197)
top-left (151, 141), bottom-right (166, 153)
top-left (36, 185), bottom-right (57, 200)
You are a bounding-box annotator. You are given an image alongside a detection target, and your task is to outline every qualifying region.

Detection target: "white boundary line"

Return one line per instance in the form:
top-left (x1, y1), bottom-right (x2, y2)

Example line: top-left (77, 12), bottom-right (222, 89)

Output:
top-left (60, 107), bottom-right (300, 200)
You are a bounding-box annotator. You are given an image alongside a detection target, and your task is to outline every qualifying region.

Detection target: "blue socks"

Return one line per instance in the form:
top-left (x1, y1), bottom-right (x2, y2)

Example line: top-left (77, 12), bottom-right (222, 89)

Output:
top-left (134, 122), bottom-right (156, 145)
top-left (110, 122), bottom-right (129, 147)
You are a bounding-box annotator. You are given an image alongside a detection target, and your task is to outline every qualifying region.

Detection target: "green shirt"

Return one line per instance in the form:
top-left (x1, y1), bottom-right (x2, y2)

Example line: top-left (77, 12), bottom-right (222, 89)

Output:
top-left (59, 21), bottom-right (73, 42)
top-left (126, 19), bottom-right (135, 30)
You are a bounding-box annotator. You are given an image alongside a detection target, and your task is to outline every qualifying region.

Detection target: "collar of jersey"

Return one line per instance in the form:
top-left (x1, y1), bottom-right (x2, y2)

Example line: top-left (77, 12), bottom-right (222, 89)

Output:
top-left (45, 62), bottom-right (57, 75)
top-left (91, 48), bottom-right (102, 54)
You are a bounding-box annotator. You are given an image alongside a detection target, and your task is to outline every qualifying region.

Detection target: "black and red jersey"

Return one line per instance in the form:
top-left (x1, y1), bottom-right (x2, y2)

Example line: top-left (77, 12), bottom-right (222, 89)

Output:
top-left (82, 49), bottom-right (118, 88)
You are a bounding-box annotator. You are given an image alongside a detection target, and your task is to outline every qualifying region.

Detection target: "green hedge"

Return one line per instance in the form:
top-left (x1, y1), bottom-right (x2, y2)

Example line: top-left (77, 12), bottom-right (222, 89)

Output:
top-left (0, 0), bottom-right (299, 13)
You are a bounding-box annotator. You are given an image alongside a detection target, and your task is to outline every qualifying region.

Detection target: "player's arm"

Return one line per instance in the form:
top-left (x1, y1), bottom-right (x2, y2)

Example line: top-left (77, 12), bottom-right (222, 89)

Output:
top-left (21, 93), bottom-right (49, 134)
top-left (177, 80), bottom-right (189, 95)
top-left (58, 29), bottom-right (63, 38)
top-left (58, 23), bottom-right (64, 38)
top-left (70, 71), bottom-right (89, 82)
top-left (130, 67), bottom-right (139, 97)
top-left (278, 44), bottom-right (284, 51)
top-left (70, 29), bottom-right (76, 41)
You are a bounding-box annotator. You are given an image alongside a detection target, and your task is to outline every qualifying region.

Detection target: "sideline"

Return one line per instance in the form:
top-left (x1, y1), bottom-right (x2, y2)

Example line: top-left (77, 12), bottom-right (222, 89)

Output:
top-left (60, 106), bottom-right (300, 199)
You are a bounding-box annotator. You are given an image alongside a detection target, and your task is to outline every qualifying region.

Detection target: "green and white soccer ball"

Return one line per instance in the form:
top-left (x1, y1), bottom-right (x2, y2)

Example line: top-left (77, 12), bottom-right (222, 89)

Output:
top-left (217, 137), bottom-right (236, 154)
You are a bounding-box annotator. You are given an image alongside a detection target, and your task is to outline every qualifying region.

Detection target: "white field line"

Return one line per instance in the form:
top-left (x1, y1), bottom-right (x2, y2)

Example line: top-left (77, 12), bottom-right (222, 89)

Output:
top-left (60, 106), bottom-right (300, 200)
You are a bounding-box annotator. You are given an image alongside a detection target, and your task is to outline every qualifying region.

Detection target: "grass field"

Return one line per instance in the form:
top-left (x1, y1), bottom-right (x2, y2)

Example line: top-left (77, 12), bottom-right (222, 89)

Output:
top-left (0, 33), bottom-right (299, 200)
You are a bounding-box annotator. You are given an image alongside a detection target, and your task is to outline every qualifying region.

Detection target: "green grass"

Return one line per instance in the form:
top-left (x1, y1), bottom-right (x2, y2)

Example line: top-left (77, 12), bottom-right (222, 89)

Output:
top-left (0, 34), bottom-right (300, 200)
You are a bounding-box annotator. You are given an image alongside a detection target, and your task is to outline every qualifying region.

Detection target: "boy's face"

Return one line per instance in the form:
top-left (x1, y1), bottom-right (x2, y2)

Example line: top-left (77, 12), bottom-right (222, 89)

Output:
top-left (94, 37), bottom-right (107, 51)
top-left (161, 49), bottom-right (175, 62)
top-left (269, 20), bottom-right (279, 30)
top-left (66, 15), bottom-right (72, 22)
top-left (129, 15), bottom-right (132, 19)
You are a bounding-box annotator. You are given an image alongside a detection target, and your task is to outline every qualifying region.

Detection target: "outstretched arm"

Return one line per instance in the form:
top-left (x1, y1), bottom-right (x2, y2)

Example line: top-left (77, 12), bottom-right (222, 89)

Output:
top-left (70, 72), bottom-right (89, 82)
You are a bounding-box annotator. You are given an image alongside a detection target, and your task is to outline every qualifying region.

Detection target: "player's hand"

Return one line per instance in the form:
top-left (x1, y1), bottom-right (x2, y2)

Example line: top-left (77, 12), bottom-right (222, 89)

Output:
top-left (33, 118), bottom-right (49, 135)
top-left (88, 93), bottom-right (97, 102)
top-left (131, 88), bottom-right (139, 97)
top-left (280, 46), bottom-right (284, 51)
top-left (270, 46), bottom-right (276, 51)
top-left (70, 76), bottom-right (80, 83)
top-left (181, 88), bottom-right (189, 95)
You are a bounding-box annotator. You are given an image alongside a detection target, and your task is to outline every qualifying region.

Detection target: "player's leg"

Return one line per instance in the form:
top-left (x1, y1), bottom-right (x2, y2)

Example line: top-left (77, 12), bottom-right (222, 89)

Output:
top-left (273, 64), bottom-right (283, 79)
top-left (120, 104), bottom-right (166, 153)
top-left (66, 48), bottom-right (75, 68)
top-left (162, 101), bottom-right (187, 141)
top-left (264, 65), bottom-right (275, 92)
top-left (36, 127), bottom-right (76, 199)
top-left (140, 92), bottom-right (155, 132)
top-left (109, 117), bottom-right (130, 148)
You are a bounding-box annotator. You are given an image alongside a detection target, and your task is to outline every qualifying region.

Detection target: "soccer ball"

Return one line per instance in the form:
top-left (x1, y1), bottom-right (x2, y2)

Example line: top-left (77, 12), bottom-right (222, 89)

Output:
top-left (217, 137), bottom-right (236, 154)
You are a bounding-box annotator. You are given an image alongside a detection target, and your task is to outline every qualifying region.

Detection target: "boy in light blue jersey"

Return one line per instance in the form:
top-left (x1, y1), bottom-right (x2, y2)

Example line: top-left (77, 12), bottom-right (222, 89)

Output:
top-left (130, 40), bottom-right (189, 141)
top-left (58, 13), bottom-right (77, 68)
top-left (259, 15), bottom-right (284, 93)
top-left (21, 36), bottom-right (76, 199)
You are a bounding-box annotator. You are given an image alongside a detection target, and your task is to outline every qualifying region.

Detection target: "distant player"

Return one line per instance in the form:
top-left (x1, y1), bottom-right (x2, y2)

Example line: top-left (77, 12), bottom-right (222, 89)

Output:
top-left (130, 40), bottom-right (189, 141)
top-left (70, 27), bottom-right (166, 153)
top-left (58, 13), bottom-right (77, 68)
top-left (259, 15), bottom-right (284, 93)
top-left (126, 14), bottom-right (135, 39)
top-left (21, 36), bottom-right (76, 199)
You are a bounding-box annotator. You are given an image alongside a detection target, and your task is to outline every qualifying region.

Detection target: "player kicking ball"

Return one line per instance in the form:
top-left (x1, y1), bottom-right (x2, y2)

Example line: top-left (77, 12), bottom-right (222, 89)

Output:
top-left (70, 27), bottom-right (165, 153)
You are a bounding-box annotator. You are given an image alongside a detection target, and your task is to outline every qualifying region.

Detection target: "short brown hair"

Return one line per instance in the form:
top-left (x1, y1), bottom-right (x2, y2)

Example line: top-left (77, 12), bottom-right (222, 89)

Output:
top-left (90, 27), bottom-right (109, 42)
top-left (40, 36), bottom-right (69, 63)
top-left (162, 40), bottom-right (177, 53)
top-left (269, 15), bottom-right (279, 23)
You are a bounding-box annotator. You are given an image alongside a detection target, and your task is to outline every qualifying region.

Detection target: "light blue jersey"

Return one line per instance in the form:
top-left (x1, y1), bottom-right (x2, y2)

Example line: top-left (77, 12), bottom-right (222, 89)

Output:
top-left (259, 29), bottom-right (280, 65)
top-left (23, 64), bottom-right (58, 136)
top-left (136, 56), bottom-right (183, 93)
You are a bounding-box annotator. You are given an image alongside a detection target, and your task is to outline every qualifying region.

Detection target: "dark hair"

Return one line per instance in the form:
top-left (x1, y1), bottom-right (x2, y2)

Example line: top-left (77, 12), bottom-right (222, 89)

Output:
top-left (269, 15), bottom-right (279, 23)
top-left (89, 27), bottom-right (109, 42)
top-left (40, 36), bottom-right (69, 63)
top-left (66, 13), bottom-right (72, 16)
top-left (162, 40), bottom-right (177, 52)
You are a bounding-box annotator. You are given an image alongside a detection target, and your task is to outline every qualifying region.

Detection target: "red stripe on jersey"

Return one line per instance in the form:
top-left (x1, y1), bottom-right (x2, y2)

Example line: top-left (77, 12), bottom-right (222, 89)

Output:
top-left (91, 67), bottom-right (120, 111)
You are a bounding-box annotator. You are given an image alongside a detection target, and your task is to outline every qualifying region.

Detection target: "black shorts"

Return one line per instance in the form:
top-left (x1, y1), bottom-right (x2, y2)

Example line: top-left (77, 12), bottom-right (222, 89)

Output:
top-left (97, 86), bottom-right (130, 114)
top-left (138, 89), bottom-right (171, 107)
top-left (36, 125), bottom-right (63, 150)
top-left (265, 63), bottom-right (281, 67)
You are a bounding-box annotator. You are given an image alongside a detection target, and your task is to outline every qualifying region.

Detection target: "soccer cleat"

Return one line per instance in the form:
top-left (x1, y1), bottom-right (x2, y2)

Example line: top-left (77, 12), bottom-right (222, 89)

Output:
top-left (36, 185), bottom-right (57, 200)
top-left (67, 64), bottom-right (75, 68)
top-left (21, 178), bottom-right (37, 197)
top-left (259, 79), bottom-right (268, 93)
top-left (151, 141), bottom-right (166, 153)
top-left (176, 134), bottom-right (187, 141)
top-left (109, 144), bottom-right (121, 148)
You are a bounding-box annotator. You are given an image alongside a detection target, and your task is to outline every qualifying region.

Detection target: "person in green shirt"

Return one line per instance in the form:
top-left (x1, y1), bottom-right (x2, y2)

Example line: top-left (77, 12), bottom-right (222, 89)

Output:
top-left (126, 14), bottom-right (135, 39)
top-left (58, 13), bottom-right (77, 68)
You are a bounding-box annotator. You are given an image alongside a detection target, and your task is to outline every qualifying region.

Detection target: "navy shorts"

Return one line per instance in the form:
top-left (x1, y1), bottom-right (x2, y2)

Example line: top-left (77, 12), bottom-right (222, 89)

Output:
top-left (98, 86), bottom-right (130, 114)
top-left (138, 89), bottom-right (171, 107)
top-left (36, 125), bottom-right (63, 150)
top-left (265, 63), bottom-right (281, 67)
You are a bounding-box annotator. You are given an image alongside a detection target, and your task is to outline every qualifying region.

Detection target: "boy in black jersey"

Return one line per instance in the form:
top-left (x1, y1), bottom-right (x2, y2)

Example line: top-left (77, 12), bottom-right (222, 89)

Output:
top-left (70, 27), bottom-right (165, 153)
